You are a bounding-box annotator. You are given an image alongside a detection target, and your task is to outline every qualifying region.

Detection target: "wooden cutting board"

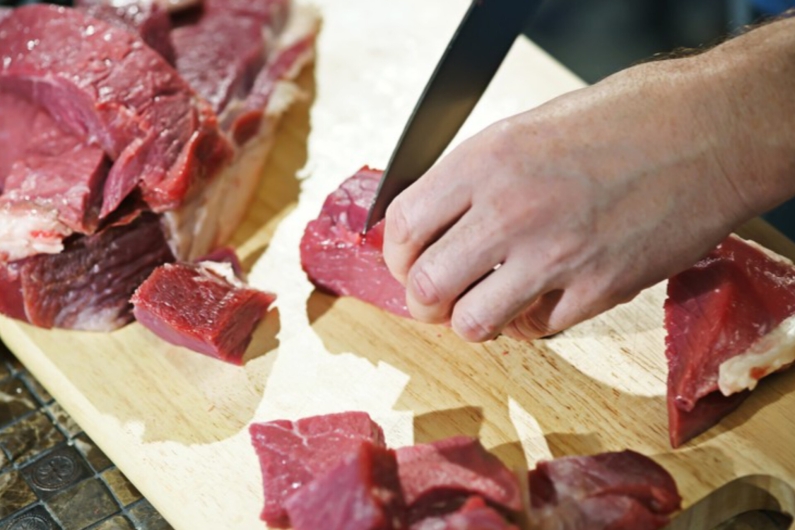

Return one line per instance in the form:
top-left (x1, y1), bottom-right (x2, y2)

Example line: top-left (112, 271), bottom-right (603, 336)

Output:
top-left (2, 1), bottom-right (795, 528)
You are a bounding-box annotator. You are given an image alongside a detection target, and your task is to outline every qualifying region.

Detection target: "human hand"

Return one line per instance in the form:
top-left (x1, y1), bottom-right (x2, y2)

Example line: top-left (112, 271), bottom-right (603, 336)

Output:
top-left (382, 58), bottom-right (756, 342)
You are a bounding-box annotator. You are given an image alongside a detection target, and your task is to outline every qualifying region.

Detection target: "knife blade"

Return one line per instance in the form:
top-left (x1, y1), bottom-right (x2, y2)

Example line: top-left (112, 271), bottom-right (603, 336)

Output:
top-left (363, 0), bottom-right (543, 233)
top-left (662, 475), bottom-right (795, 530)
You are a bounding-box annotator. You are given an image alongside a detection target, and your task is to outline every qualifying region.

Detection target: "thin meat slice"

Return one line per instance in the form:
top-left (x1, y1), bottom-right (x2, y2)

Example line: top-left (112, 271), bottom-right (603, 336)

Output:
top-left (131, 258), bottom-right (275, 364)
top-left (526, 450), bottom-right (681, 530)
top-left (78, 2), bottom-right (176, 64)
top-left (0, 5), bottom-right (233, 221)
top-left (301, 167), bottom-right (409, 317)
top-left (411, 497), bottom-right (519, 530)
top-left (396, 436), bottom-right (522, 523)
top-left (284, 442), bottom-right (407, 530)
top-left (665, 234), bottom-right (795, 447)
top-left (15, 213), bottom-right (174, 331)
top-left (249, 411), bottom-right (386, 528)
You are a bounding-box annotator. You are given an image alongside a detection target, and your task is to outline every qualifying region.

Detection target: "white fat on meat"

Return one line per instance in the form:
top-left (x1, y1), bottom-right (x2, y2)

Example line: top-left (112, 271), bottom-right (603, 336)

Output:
top-left (87, 0), bottom-right (201, 13)
top-left (719, 312), bottom-right (795, 396)
top-left (197, 260), bottom-right (245, 288)
top-left (0, 204), bottom-right (71, 262)
top-left (162, 4), bottom-right (318, 260)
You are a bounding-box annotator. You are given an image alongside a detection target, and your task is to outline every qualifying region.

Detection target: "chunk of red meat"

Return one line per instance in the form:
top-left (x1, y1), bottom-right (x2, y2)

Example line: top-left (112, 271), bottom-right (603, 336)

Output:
top-left (301, 167), bottom-right (409, 317)
top-left (0, 92), bottom-right (40, 191)
top-left (0, 5), bottom-right (233, 219)
top-left (0, 8), bottom-right (9, 22)
top-left (12, 213), bottom-right (174, 331)
top-left (285, 442), bottom-right (407, 530)
top-left (526, 450), bottom-right (681, 530)
top-left (204, 0), bottom-right (290, 29)
top-left (411, 497), bottom-right (518, 530)
top-left (249, 411), bottom-right (386, 528)
top-left (171, 12), bottom-right (266, 114)
top-left (1, 96), bottom-right (108, 235)
top-left (78, 2), bottom-right (176, 64)
top-left (131, 260), bottom-right (275, 364)
top-left (396, 436), bottom-right (522, 523)
top-left (665, 235), bottom-right (795, 447)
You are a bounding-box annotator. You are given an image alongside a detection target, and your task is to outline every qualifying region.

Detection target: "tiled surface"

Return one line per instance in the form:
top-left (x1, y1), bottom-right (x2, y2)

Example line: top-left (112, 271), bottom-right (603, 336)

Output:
top-left (0, 341), bottom-right (172, 530)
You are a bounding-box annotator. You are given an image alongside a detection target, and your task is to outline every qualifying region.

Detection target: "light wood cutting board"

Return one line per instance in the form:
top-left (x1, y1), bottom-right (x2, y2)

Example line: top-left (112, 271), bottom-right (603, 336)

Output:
top-left (2, 1), bottom-right (795, 528)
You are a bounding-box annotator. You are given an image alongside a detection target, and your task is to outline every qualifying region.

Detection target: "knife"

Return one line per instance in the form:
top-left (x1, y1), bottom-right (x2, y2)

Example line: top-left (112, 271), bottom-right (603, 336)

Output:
top-left (363, 0), bottom-right (544, 233)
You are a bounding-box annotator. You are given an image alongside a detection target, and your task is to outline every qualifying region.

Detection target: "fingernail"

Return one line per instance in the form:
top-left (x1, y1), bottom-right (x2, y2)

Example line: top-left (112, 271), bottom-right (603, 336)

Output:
top-left (413, 270), bottom-right (439, 304)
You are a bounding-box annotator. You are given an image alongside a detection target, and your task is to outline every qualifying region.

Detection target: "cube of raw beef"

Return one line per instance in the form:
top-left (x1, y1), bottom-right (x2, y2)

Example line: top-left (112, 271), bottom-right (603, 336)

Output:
top-left (395, 436), bottom-right (522, 523)
top-left (131, 259), bottom-right (275, 364)
top-left (249, 411), bottom-right (386, 528)
top-left (665, 234), bottom-right (795, 447)
top-left (300, 167), bottom-right (410, 317)
top-left (526, 450), bottom-right (681, 530)
top-left (285, 441), bottom-right (407, 530)
top-left (410, 497), bottom-right (519, 530)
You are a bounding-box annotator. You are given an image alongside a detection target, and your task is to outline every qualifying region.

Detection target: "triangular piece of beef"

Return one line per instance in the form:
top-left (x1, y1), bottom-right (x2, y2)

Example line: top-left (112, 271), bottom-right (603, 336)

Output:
top-left (665, 234), bottom-right (795, 447)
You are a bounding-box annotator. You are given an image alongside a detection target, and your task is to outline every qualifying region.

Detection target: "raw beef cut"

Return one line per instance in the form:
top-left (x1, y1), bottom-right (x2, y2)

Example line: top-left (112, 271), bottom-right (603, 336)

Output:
top-left (395, 436), bottom-right (522, 523)
top-left (0, 1), bottom-right (318, 331)
top-left (0, 5), bottom-right (233, 220)
top-left (249, 411), bottom-right (386, 528)
top-left (301, 167), bottom-right (410, 317)
top-left (77, 2), bottom-right (176, 64)
top-left (0, 8), bottom-right (9, 23)
top-left (131, 258), bottom-right (275, 364)
top-left (76, 0), bottom-right (201, 14)
top-left (665, 234), bottom-right (795, 447)
top-left (284, 441), bottom-right (407, 530)
top-left (410, 497), bottom-right (518, 530)
top-left (11, 213), bottom-right (174, 331)
top-left (526, 450), bottom-right (681, 530)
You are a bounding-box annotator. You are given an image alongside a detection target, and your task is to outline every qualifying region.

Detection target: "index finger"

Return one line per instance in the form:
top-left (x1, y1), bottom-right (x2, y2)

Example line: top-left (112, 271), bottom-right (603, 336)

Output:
top-left (382, 167), bottom-right (471, 284)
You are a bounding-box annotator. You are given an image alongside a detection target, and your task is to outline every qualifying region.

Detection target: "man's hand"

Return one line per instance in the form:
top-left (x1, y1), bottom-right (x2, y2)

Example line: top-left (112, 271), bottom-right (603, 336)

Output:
top-left (382, 28), bottom-right (795, 342)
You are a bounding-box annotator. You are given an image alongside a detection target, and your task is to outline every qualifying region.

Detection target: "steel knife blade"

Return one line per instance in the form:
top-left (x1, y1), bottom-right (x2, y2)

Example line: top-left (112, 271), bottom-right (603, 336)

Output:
top-left (363, 0), bottom-right (543, 233)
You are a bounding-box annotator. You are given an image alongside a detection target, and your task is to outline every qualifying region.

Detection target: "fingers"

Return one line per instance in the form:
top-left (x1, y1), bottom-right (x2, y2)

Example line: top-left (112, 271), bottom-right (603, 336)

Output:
top-left (403, 209), bottom-right (509, 323)
top-left (382, 168), bottom-right (472, 285)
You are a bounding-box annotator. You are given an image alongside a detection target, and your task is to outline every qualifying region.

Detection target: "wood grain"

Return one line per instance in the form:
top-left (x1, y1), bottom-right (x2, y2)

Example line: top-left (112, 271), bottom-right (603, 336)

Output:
top-left (0, 1), bottom-right (794, 528)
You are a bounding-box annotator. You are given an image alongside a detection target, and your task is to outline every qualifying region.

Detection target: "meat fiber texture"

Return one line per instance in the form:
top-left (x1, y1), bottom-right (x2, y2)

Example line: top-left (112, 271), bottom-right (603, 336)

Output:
top-left (249, 411), bottom-right (387, 528)
top-left (526, 450), bottom-right (681, 530)
top-left (664, 234), bottom-right (795, 447)
top-left (300, 167), bottom-right (410, 317)
top-left (130, 258), bottom-right (276, 364)
top-left (409, 497), bottom-right (519, 530)
top-left (0, 1), bottom-right (318, 331)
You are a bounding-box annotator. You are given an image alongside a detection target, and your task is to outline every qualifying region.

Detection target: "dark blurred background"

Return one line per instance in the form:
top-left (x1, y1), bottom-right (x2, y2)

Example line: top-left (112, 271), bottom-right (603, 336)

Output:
top-left (524, 0), bottom-right (795, 239)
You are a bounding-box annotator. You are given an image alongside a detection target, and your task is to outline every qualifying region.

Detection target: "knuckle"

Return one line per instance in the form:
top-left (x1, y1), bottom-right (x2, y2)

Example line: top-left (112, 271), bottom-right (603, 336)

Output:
top-left (453, 310), bottom-right (500, 342)
top-left (384, 200), bottom-right (411, 245)
top-left (408, 266), bottom-right (441, 306)
top-left (511, 310), bottom-right (557, 340)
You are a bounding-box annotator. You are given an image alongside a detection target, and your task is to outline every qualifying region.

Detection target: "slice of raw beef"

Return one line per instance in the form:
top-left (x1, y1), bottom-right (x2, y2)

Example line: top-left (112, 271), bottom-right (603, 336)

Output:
top-left (284, 441), bottom-right (408, 530)
top-left (526, 450), bottom-right (681, 530)
top-left (249, 411), bottom-right (386, 528)
top-left (131, 258), bottom-right (275, 364)
top-left (410, 496), bottom-right (519, 530)
top-left (665, 234), bottom-right (795, 447)
top-left (395, 436), bottom-right (522, 523)
top-left (300, 167), bottom-right (409, 317)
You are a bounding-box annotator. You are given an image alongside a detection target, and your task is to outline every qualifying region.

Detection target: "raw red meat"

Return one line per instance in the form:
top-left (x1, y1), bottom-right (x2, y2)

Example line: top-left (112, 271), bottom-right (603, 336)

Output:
top-left (0, 5), bottom-right (233, 219)
top-left (131, 258), bottom-right (275, 364)
top-left (285, 441), bottom-right (408, 530)
top-left (410, 497), bottom-right (518, 530)
top-left (0, 8), bottom-right (9, 22)
top-left (526, 450), bottom-right (681, 530)
top-left (395, 436), bottom-right (522, 523)
top-left (300, 167), bottom-right (409, 317)
top-left (249, 411), bottom-right (386, 528)
top-left (665, 234), bottom-right (795, 447)
top-left (77, 2), bottom-right (176, 64)
top-left (12, 213), bottom-right (174, 331)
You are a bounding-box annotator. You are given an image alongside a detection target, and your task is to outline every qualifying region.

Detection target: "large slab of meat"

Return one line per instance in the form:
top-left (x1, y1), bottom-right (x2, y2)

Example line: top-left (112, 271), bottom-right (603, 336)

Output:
top-left (300, 167), bottom-right (410, 317)
top-left (130, 257), bottom-right (275, 364)
top-left (665, 234), bottom-right (795, 447)
top-left (0, 0), bottom-right (317, 331)
top-left (250, 411), bottom-right (681, 529)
